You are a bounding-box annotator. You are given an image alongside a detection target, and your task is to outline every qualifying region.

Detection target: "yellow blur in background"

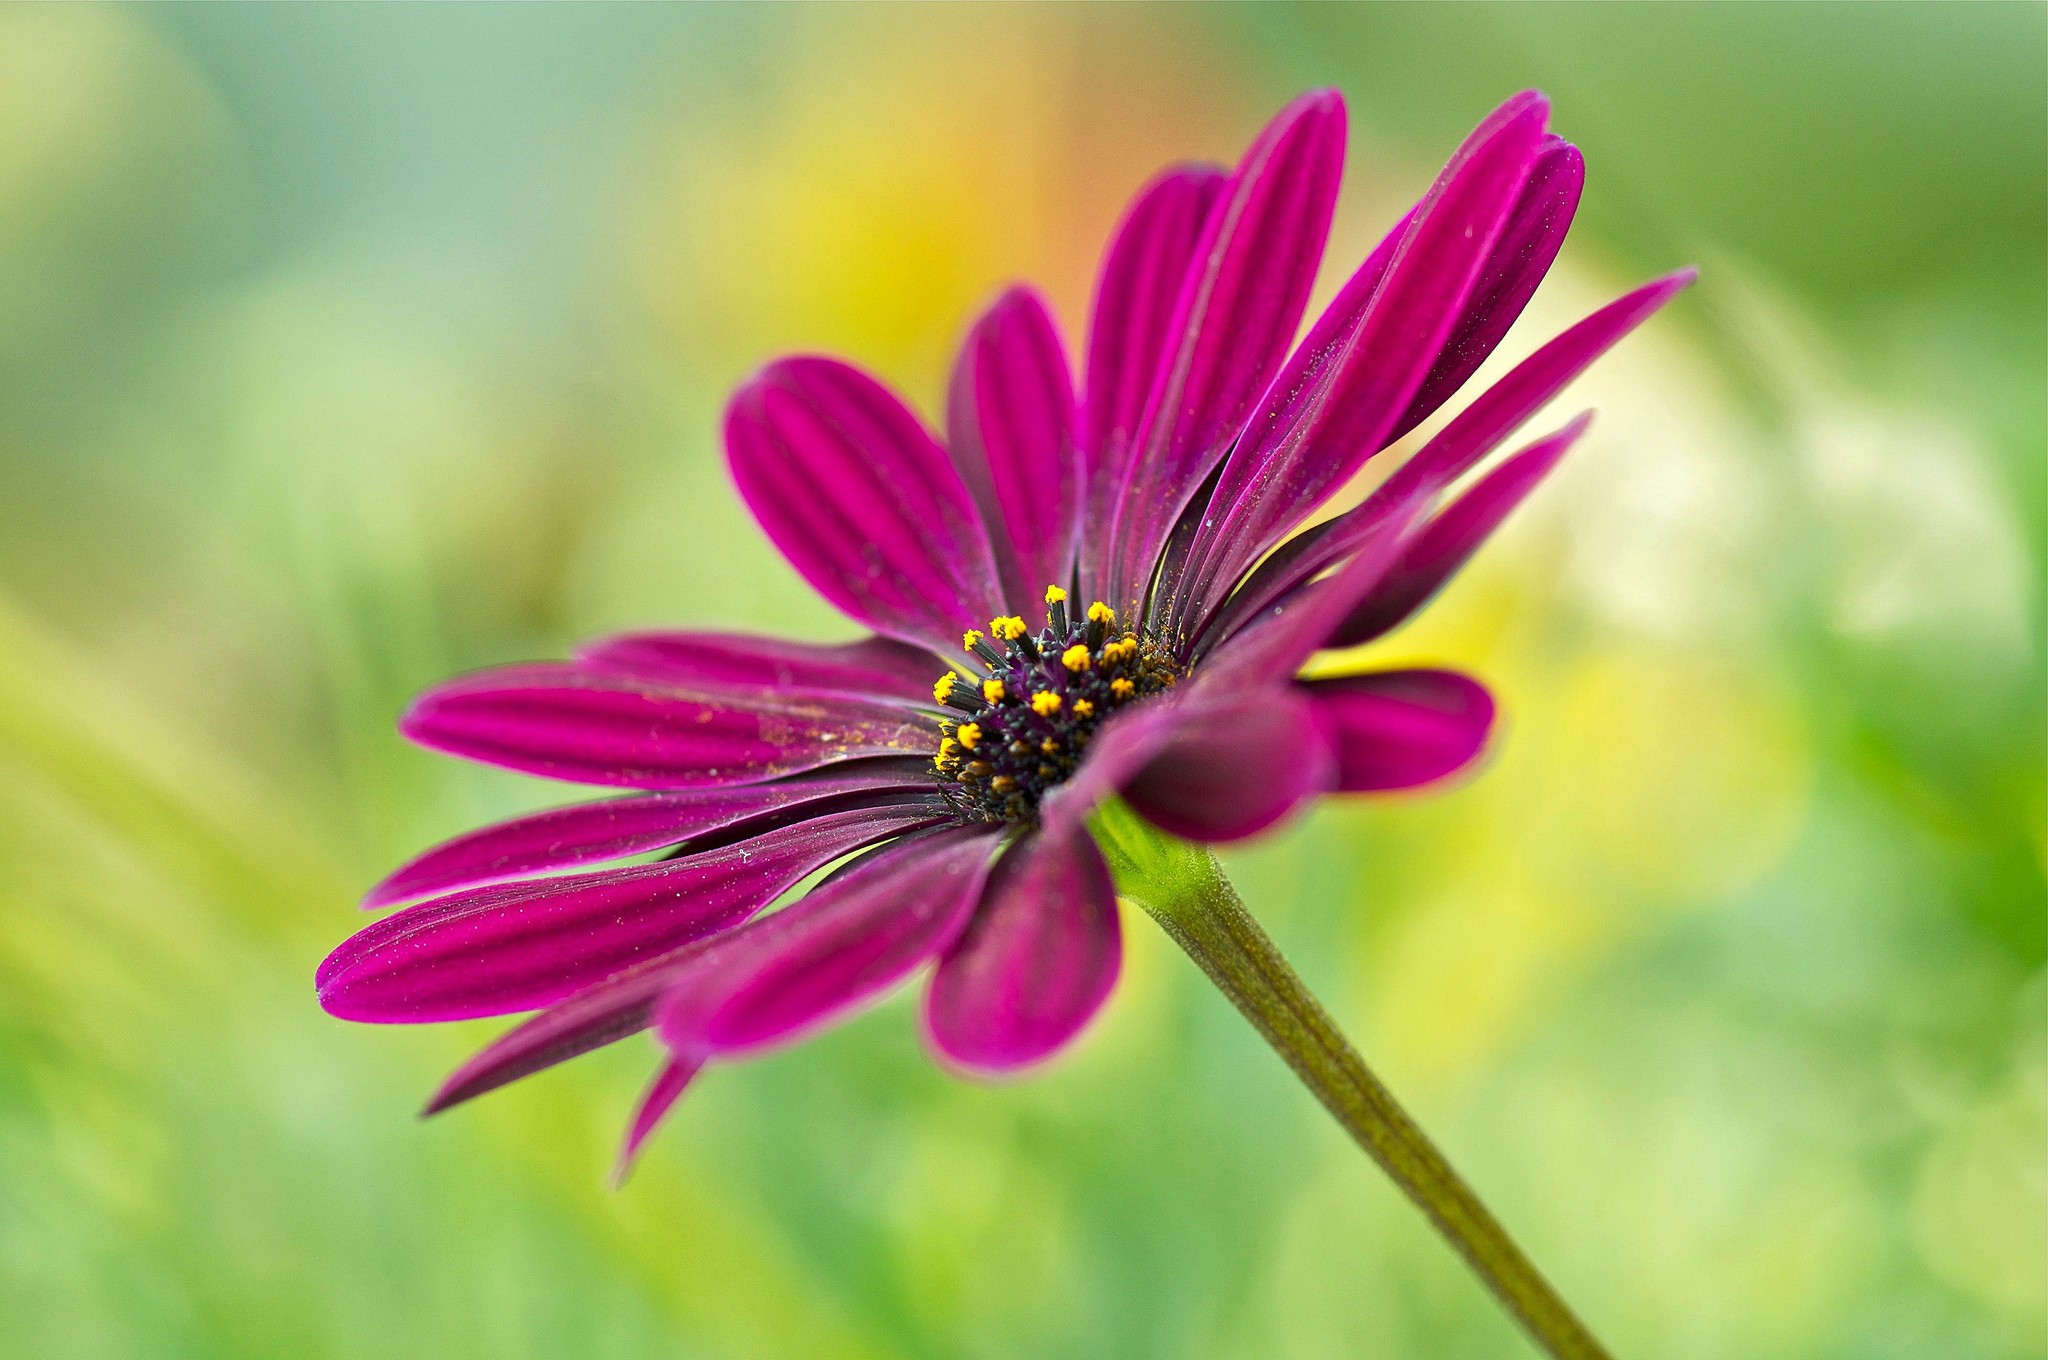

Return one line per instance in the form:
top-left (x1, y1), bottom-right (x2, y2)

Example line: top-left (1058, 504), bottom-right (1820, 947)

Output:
top-left (0, 5), bottom-right (2040, 1358)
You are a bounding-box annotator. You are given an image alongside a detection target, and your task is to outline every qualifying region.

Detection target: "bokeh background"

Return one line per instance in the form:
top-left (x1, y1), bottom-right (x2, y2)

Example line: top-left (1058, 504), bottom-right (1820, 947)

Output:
top-left (1, 4), bottom-right (2042, 1357)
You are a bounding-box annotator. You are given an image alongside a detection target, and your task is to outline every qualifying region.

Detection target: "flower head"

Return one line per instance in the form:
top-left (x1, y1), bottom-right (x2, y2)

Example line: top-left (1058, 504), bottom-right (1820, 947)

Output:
top-left (318, 88), bottom-right (1691, 1178)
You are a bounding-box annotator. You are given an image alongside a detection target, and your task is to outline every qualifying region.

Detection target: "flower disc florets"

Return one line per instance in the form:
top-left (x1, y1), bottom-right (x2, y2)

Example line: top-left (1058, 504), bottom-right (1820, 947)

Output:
top-left (932, 588), bottom-right (1179, 824)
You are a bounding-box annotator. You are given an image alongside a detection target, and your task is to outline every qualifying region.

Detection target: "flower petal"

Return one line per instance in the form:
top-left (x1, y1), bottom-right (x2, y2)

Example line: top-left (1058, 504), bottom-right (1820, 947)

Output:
top-left (1389, 137), bottom-right (1584, 441)
top-left (1193, 491), bottom-right (1425, 688)
top-left (577, 631), bottom-right (941, 705)
top-left (1120, 688), bottom-right (1335, 842)
top-left (657, 824), bottom-right (1000, 1061)
top-left (1191, 271), bottom-right (1692, 649)
top-left (1172, 92), bottom-right (1550, 630)
top-left (1298, 670), bottom-right (1495, 790)
top-left (1079, 163), bottom-right (1229, 585)
top-left (363, 760), bottom-right (942, 909)
top-left (612, 1058), bottom-right (699, 1186)
top-left (402, 662), bottom-right (937, 788)
top-left (726, 357), bottom-right (1004, 650)
top-left (1039, 683), bottom-right (1338, 845)
top-left (922, 824), bottom-right (1120, 1073)
top-left (318, 804), bottom-right (944, 1023)
top-left (1328, 415), bottom-right (1589, 647)
top-left (947, 287), bottom-right (1080, 605)
top-left (1037, 697), bottom-right (1193, 840)
top-left (1100, 90), bottom-right (1347, 613)
top-left (424, 946), bottom-right (711, 1115)
top-left (1368, 268), bottom-right (1696, 511)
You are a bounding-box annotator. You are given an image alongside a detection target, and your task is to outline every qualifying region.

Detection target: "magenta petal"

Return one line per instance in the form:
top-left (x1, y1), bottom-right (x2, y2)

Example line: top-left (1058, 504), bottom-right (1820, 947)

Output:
top-left (577, 631), bottom-right (941, 705)
top-left (1186, 515), bottom-right (1345, 658)
top-left (923, 824), bottom-right (1121, 1073)
top-left (726, 357), bottom-right (1004, 650)
top-left (1079, 163), bottom-right (1230, 586)
top-left (1174, 92), bottom-right (1550, 628)
top-left (1195, 491), bottom-right (1425, 689)
top-left (363, 760), bottom-right (941, 908)
top-left (1100, 90), bottom-right (1348, 612)
top-left (402, 662), bottom-right (936, 788)
top-left (657, 824), bottom-right (1000, 1061)
top-left (612, 1057), bottom-right (699, 1186)
top-left (1149, 202), bottom-right (1415, 630)
top-left (1037, 694), bottom-right (1200, 839)
top-left (1368, 268), bottom-right (1696, 513)
top-left (1124, 688), bottom-right (1336, 843)
top-left (1193, 271), bottom-right (1692, 651)
top-left (947, 287), bottom-right (1080, 605)
top-left (318, 804), bottom-right (943, 1023)
top-left (424, 945), bottom-right (715, 1114)
top-left (1299, 670), bottom-right (1495, 790)
top-left (1199, 270), bottom-right (1692, 653)
top-left (1389, 137), bottom-right (1584, 441)
top-left (1329, 414), bottom-right (1589, 647)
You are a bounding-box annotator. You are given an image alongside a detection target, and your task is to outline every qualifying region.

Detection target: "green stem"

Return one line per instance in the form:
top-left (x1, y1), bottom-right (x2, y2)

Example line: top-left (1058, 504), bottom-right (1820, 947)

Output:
top-left (1093, 800), bottom-right (1612, 1360)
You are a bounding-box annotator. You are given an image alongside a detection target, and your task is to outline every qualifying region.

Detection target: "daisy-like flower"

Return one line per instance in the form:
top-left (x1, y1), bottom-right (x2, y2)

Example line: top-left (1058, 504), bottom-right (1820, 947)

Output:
top-left (319, 89), bottom-right (1689, 1204)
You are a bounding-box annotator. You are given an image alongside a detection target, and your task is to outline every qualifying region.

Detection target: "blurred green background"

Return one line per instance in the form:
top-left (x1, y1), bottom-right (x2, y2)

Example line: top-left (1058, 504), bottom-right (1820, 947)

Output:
top-left (1, 4), bottom-right (2041, 1357)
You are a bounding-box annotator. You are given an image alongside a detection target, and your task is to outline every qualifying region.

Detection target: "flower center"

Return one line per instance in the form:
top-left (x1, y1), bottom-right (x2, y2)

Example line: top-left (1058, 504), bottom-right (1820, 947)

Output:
top-left (932, 588), bottom-right (1179, 824)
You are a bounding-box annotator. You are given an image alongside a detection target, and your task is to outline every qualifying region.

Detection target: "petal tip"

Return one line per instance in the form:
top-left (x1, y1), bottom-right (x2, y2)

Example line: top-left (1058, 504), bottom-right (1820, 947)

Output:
top-left (420, 1055), bottom-right (494, 1117)
top-left (314, 980), bottom-right (371, 1023)
top-left (395, 691), bottom-right (455, 752)
top-left (1261, 87), bottom-right (1348, 147)
top-left (358, 877), bottom-right (411, 911)
top-left (313, 945), bottom-right (350, 996)
top-left (1300, 86), bottom-right (1347, 118)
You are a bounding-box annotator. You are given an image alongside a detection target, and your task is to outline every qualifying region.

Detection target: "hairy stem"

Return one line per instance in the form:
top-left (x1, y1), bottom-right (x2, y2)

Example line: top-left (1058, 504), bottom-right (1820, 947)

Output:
top-left (1093, 800), bottom-right (1612, 1360)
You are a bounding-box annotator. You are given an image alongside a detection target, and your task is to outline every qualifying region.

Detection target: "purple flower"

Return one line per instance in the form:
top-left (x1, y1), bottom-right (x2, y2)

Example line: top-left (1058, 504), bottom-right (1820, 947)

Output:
top-left (319, 88), bottom-right (1691, 1178)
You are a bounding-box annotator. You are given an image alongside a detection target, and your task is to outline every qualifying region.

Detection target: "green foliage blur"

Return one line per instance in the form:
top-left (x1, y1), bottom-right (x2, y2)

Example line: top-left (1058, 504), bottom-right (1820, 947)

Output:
top-left (0, 4), bottom-right (2040, 1357)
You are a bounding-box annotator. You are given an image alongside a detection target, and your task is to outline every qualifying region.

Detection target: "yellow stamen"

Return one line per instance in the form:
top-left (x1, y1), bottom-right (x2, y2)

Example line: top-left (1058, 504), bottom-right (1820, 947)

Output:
top-left (1040, 738), bottom-right (1059, 754)
top-left (1072, 699), bottom-right (1095, 718)
top-left (933, 672), bottom-right (956, 703)
top-left (991, 616), bottom-right (1029, 641)
top-left (961, 629), bottom-right (983, 652)
top-left (990, 775), bottom-right (1017, 794)
top-left (1111, 678), bottom-right (1135, 699)
top-left (1061, 644), bottom-right (1092, 672)
top-left (957, 722), bottom-right (982, 750)
top-left (1043, 585), bottom-right (1068, 605)
top-left (981, 678), bottom-right (1006, 703)
top-left (1086, 601), bottom-right (1115, 625)
top-left (939, 737), bottom-right (957, 757)
top-left (1030, 691), bottom-right (1063, 716)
